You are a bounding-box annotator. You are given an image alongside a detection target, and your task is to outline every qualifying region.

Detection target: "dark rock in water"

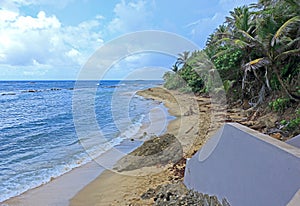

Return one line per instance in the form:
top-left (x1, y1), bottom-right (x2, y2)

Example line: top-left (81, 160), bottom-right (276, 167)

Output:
top-left (114, 133), bottom-right (183, 172)
top-left (141, 182), bottom-right (231, 206)
top-left (1, 92), bottom-right (16, 96)
top-left (105, 85), bottom-right (119, 88)
top-left (22, 89), bottom-right (40, 93)
top-left (50, 88), bottom-right (62, 91)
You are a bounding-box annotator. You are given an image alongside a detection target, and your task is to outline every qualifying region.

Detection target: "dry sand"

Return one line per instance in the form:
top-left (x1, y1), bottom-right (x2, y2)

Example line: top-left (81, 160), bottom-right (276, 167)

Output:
top-left (3, 86), bottom-right (244, 206)
top-left (70, 87), bottom-right (236, 206)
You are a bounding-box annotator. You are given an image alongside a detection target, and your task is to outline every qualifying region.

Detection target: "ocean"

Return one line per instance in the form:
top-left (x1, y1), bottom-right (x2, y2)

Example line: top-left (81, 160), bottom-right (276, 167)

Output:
top-left (0, 80), bottom-right (167, 202)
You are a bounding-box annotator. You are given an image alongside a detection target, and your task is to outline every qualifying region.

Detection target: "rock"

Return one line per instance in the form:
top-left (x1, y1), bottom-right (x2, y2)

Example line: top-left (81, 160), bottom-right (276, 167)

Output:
top-left (22, 89), bottom-right (39, 93)
top-left (1, 92), bottom-right (16, 96)
top-left (141, 182), bottom-right (231, 206)
top-left (270, 132), bottom-right (281, 140)
top-left (141, 188), bottom-right (156, 199)
top-left (114, 134), bottom-right (183, 172)
top-left (50, 88), bottom-right (62, 91)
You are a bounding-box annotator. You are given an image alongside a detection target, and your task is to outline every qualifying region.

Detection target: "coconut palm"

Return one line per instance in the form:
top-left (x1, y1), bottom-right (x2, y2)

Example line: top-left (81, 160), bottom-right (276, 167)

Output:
top-left (176, 51), bottom-right (191, 69)
top-left (225, 6), bottom-right (254, 34)
top-left (171, 64), bottom-right (179, 73)
top-left (241, 15), bottom-right (300, 102)
top-left (212, 8), bottom-right (300, 103)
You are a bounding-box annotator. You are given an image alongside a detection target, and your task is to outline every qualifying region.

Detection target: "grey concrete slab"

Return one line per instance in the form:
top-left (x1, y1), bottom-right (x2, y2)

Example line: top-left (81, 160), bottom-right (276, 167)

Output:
top-left (287, 189), bottom-right (300, 206)
top-left (286, 134), bottom-right (300, 149)
top-left (184, 123), bottom-right (300, 206)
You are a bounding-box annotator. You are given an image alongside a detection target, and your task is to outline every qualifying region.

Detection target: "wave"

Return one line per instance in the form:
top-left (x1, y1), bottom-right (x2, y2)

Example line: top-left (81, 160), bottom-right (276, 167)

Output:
top-left (0, 113), bottom-right (147, 203)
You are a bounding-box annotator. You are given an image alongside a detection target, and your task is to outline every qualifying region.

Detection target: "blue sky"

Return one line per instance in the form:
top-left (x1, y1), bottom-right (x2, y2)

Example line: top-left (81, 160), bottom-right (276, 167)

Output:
top-left (0, 0), bottom-right (257, 80)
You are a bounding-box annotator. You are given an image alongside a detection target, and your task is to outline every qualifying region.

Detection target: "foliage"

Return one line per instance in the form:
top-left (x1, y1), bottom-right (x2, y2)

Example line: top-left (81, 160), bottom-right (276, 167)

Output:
top-left (179, 64), bottom-right (204, 93)
top-left (162, 0), bottom-right (300, 111)
top-left (281, 109), bottom-right (300, 131)
top-left (269, 98), bottom-right (290, 113)
top-left (223, 80), bottom-right (235, 93)
top-left (205, 1), bottom-right (300, 103)
top-left (286, 116), bottom-right (300, 131)
top-left (178, 86), bottom-right (193, 93)
top-left (212, 46), bottom-right (243, 80)
top-left (163, 72), bottom-right (186, 90)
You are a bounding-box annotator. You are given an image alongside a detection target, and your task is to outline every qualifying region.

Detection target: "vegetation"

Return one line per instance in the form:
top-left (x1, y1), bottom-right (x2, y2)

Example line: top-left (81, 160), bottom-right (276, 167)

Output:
top-left (269, 98), bottom-right (290, 113)
top-left (163, 0), bottom-right (300, 136)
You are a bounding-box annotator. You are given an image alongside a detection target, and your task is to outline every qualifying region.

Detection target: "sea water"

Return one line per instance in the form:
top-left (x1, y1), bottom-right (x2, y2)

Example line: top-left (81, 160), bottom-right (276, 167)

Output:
top-left (0, 80), bottom-right (166, 202)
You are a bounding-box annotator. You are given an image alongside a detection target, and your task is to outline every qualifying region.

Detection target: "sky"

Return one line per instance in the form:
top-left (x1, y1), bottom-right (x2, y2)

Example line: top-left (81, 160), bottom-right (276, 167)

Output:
top-left (0, 0), bottom-right (257, 80)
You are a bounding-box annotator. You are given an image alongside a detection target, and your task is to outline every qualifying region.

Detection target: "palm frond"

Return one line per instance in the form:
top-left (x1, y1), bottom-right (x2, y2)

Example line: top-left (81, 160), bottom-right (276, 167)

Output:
top-left (211, 47), bottom-right (237, 59)
top-left (237, 30), bottom-right (257, 42)
top-left (271, 16), bottom-right (300, 46)
top-left (234, 39), bottom-right (250, 48)
top-left (275, 48), bottom-right (300, 60)
top-left (243, 58), bottom-right (270, 72)
top-left (277, 37), bottom-right (300, 53)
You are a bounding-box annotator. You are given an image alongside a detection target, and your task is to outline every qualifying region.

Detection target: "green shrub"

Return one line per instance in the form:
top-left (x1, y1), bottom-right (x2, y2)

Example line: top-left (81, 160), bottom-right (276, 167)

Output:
top-left (223, 80), bottom-right (235, 93)
top-left (163, 72), bottom-right (186, 90)
top-left (286, 109), bottom-right (300, 130)
top-left (269, 98), bottom-right (290, 113)
top-left (179, 86), bottom-right (193, 93)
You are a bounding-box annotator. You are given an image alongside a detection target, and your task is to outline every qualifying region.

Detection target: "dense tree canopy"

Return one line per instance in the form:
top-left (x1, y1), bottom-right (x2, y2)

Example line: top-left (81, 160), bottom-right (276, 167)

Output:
top-left (164, 0), bottom-right (300, 106)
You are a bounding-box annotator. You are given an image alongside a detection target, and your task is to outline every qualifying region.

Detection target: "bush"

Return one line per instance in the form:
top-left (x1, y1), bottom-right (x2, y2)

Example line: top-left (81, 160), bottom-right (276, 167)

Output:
top-left (269, 98), bottom-right (290, 113)
top-left (163, 72), bottom-right (186, 90)
top-left (179, 86), bottom-right (193, 93)
top-left (281, 110), bottom-right (300, 131)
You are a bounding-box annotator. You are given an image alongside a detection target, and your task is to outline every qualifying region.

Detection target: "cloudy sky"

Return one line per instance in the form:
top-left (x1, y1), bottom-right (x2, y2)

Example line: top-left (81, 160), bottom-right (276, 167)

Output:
top-left (0, 0), bottom-right (256, 80)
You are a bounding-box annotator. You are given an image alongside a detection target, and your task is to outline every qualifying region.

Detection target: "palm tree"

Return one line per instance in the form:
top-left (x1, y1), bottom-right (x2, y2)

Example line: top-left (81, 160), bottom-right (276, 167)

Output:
top-left (225, 6), bottom-right (254, 33)
top-left (240, 15), bottom-right (300, 102)
top-left (176, 51), bottom-right (190, 68)
top-left (213, 5), bottom-right (300, 102)
top-left (171, 64), bottom-right (179, 73)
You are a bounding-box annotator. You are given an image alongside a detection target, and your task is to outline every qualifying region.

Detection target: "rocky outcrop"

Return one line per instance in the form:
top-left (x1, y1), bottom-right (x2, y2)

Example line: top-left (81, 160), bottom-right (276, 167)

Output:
top-left (114, 134), bottom-right (183, 172)
top-left (141, 182), bottom-right (231, 206)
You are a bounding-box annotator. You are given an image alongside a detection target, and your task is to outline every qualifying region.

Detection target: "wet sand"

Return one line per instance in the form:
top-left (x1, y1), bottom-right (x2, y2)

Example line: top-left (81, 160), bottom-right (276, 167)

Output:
top-left (70, 87), bottom-right (219, 206)
top-left (2, 90), bottom-right (173, 206)
top-left (4, 86), bottom-right (228, 206)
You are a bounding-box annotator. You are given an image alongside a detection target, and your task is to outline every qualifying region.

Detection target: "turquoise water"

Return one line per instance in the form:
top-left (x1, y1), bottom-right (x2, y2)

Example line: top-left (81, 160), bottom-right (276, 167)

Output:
top-left (0, 80), bottom-right (165, 202)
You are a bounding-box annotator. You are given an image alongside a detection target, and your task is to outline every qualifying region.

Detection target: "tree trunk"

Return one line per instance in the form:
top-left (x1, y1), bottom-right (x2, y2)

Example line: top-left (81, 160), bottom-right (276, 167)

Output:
top-left (273, 65), bottom-right (299, 101)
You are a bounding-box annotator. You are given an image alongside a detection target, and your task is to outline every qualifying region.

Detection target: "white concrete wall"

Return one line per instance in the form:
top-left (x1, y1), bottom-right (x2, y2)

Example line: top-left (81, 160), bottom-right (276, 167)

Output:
top-left (286, 134), bottom-right (300, 148)
top-left (184, 123), bottom-right (300, 206)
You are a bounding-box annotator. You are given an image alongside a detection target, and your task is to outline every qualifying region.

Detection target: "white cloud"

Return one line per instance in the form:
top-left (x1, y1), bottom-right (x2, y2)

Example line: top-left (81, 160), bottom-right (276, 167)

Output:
top-left (0, 9), bottom-right (104, 69)
top-left (66, 48), bottom-right (80, 58)
top-left (0, 9), bottom-right (18, 22)
top-left (0, 0), bottom-right (74, 11)
top-left (13, 11), bottom-right (61, 31)
top-left (108, 0), bottom-right (153, 34)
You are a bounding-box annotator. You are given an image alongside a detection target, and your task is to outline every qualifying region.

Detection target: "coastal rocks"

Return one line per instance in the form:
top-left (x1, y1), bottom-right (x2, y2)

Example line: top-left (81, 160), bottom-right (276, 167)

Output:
top-left (1, 92), bottom-right (16, 96)
top-left (114, 134), bottom-right (183, 172)
top-left (21, 89), bottom-right (41, 93)
top-left (50, 88), bottom-right (62, 91)
top-left (141, 182), bottom-right (231, 206)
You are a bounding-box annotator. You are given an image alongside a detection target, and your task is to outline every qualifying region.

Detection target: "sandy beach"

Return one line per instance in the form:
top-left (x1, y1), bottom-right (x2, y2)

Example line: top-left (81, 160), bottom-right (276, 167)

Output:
top-left (70, 87), bottom-right (233, 205)
top-left (3, 86), bottom-right (244, 206)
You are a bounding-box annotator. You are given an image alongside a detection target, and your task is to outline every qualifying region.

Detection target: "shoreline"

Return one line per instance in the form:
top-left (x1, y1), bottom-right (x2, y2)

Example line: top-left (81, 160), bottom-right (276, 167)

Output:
top-left (1, 88), bottom-right (173, 206)
top-left (70, 87), bottom-right (214, 205)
